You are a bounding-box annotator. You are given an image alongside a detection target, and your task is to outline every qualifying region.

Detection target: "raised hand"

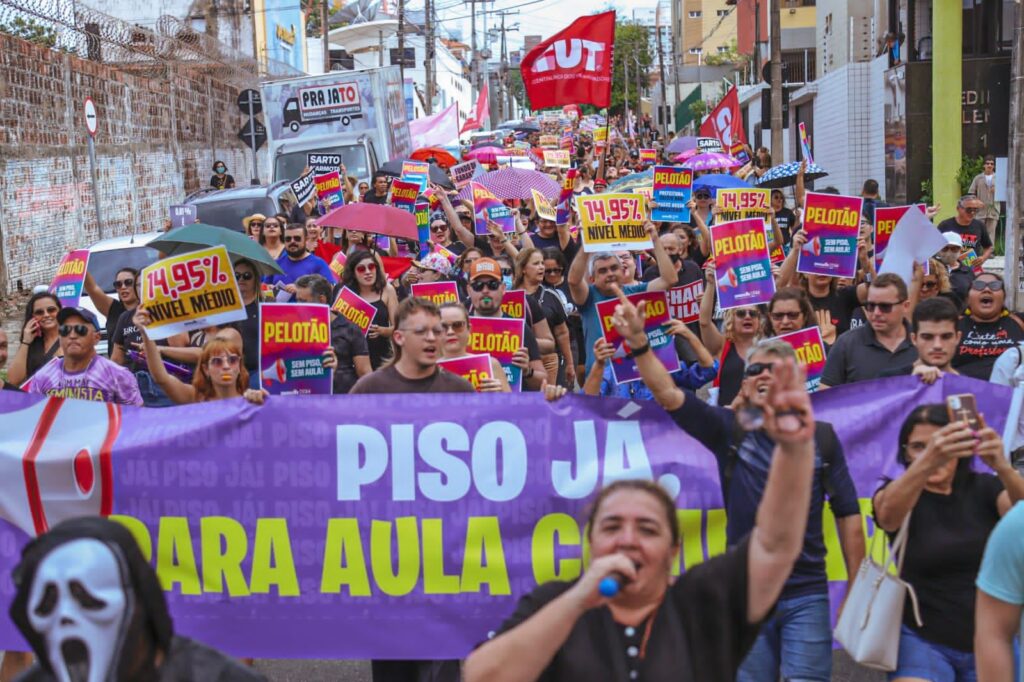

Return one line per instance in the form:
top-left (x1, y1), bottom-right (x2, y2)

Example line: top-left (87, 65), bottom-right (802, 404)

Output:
top-left (762, 359), bottom-right (814, 447)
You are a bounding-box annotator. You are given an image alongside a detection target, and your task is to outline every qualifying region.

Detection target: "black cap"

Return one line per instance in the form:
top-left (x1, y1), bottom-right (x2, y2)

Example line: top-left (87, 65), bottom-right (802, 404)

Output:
top-left (57, 306), bottom-right (100, 331)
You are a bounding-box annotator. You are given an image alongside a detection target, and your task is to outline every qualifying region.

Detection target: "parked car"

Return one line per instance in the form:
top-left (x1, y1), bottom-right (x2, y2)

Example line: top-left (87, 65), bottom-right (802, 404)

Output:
top-left (80, 232), bottom-right (162, 355)
top-left (184, 181), bottom-right (292, 233)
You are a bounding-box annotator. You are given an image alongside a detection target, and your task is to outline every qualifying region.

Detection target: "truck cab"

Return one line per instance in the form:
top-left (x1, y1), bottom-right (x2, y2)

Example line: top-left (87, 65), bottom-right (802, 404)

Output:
top-left (272, 137), bottom-right (379, 187)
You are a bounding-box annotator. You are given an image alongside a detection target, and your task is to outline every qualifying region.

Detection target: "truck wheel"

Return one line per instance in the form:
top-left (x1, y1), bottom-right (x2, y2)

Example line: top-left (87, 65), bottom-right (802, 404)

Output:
top-left (341, 116), bottom-right (350, 126)
top-left (289, 121), bottom-right (300, 132)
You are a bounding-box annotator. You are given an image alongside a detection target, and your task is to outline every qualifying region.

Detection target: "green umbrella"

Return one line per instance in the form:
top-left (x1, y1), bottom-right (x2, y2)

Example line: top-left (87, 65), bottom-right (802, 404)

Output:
top-left (148, 223), bottom-right (284, 276)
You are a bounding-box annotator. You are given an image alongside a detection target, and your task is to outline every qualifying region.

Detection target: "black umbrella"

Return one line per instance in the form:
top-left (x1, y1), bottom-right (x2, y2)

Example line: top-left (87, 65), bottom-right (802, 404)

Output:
top-left (513, 123), bottom-right (540, 133)
top-left (379, 158), bottom-right (454, 189)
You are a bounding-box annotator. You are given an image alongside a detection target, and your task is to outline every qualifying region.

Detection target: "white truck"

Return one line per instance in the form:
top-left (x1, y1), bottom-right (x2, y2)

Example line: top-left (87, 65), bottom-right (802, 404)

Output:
top-left (260, 66), bottom-right (412, 185)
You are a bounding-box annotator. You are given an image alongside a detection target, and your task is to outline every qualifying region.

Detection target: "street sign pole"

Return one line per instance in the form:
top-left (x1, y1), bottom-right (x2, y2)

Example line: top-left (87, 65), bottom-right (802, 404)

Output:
top-left (247, 95), bottom-right (258, 185)
top-left (83, 97), bottom-right (104, 239)
top-left (237, 89), bottom-right (263, 185)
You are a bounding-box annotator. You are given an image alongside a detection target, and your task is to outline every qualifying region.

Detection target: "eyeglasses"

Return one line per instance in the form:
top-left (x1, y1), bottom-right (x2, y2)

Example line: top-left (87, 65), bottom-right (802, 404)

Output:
top-left (355, 263), bottom-right (377, 275)
top-left (33, 306), bottom-right (59, 317)
top-left (399, 325), bottom-right (445, 338)
top-left (545, 267), bottom-right (564, 276)
top-left (430, 224), bottom-right (448, 232)
top-left (470, 280), bottom-right (502, 292)
top-left (59, 324), bottom-right (90, 337)
top-left (283, 235), bottom-right (305, 243)
top-left (770, 311), bottom-right (802, 321)
top-left (441, 320), bottom-right (467, 333)
top-left (864, 300), bottom-right (904, 313)
top-left (744, 361), bottom-right (774, 378)
top-left (972, 279), bottom-right (1004, 292)
top-left (209, 354), bottom-right (240, 368)
top-left (113, 278), bottom-right (135, 290)
top-left (733, 309), bottom-right (759, 319)
top-left (234, 271), bottom-right (255, 281)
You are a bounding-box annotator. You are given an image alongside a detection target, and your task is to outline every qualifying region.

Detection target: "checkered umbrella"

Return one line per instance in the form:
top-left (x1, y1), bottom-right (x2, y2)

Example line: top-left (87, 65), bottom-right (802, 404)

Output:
top-left (456, 168), bottom-right (560, 201)
top-left (682, 152), bottom-right (744, 171)
top-left (755, 161), bottom-right (830, 188)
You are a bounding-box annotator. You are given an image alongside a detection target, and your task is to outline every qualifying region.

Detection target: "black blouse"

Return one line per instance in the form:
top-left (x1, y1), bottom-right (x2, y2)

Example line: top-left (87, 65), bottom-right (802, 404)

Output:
top-left (489, 537), bottom-right (759, 681)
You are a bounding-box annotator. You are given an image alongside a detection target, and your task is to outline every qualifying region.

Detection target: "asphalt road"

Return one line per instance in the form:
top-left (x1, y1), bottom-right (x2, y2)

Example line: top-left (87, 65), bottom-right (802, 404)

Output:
top-left (253, 651), bottom-right (886, 681)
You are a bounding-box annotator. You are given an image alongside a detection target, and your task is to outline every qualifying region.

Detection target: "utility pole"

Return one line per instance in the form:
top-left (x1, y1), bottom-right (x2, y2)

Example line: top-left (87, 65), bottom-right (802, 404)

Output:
top-left (1005, 0), bottom-right (1023, 308)
top-left (655, 11), bottom-right (668, 138)
top-left (754, 0), bottom-right (761, 83)
top-left (494, 11), bottom-right (518, 124)
top-left (424, 0), bottom-right (434, 113)
top-left (624, 57), bottom-right (630, 137)
top-left (769, 0), bottom-right (783, 160)
top-left (398, 0), bottom-right (406, 81)
top-left (321, 0), bottom-right (330, 72)
top-left (669, 13), bottom-right (680, 127)
top-left (470, 0), bottom-right (478, 99)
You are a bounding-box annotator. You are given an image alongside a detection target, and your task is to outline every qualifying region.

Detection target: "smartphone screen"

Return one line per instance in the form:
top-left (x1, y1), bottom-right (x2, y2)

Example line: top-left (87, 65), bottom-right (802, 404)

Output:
top-left (946, 394), bottom-right (982, 431)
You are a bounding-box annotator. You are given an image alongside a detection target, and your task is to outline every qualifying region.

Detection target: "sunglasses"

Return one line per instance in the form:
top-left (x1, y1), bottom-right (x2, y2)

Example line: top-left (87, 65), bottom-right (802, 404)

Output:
top-left (33, 306), bottom-right (59, 317)
top-left (234, 271), bottom-right (255, 281)
top-left (456, 214), bottom-right (473, 222)
top-left (744, 361), bottom-right (774, 378)
top-left (250, 221), bottom-right (264, 227)
top-left (283, 235), bottom-right (305, 243)
top-left (430, 224), bottom-right (448, 232)
top-left (733, 309), bottom-right (759, 319)
top-left (113, 278), bottom-right (135, 289)
top-left (971, 279), bottom-right (1004, 292)
top-left (441, 320), bottom-right (467, 333)
top-left (695, 193), bottom-right (711, 200)
top-left (864, 300), bottom-right (904, 313)
top-left (209, 354), bottom-right (240, 368)
top-left (470, 280), bottom-right (502, 292)
top-left (59, 324), bottom-right (91, 337)
top-left (770, 311), bottom-right (802, 321)
top-left (355, 263), bottom-right (377, 275)
top-left (921, 280), bottom-right (939, 290)
top-left (545, 267), bottom-right (564, 276)
top-left (962, 207), bottom-right (979, 214)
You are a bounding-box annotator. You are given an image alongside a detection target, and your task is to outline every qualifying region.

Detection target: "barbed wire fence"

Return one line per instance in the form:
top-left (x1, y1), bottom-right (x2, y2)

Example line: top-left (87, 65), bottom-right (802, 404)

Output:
top-left (0, 0), bottom-right (304, 293)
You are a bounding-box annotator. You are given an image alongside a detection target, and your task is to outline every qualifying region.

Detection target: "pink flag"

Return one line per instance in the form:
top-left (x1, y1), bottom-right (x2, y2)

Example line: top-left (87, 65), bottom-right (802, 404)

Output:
top-left (409, 102), bottom-right (460, 149)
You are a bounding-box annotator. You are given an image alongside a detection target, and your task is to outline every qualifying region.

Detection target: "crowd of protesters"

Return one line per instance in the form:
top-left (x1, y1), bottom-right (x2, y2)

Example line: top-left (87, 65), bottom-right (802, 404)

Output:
top-left (2, 116), bottom-right (1024, 682)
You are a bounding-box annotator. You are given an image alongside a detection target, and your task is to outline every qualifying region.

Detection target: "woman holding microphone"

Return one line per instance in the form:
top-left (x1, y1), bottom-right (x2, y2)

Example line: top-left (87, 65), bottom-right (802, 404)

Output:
top-left (465, 286), bottom-right (818, 682)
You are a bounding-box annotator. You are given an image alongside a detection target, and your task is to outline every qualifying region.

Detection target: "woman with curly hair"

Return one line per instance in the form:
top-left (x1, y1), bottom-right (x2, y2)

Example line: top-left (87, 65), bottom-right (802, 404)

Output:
top-left (339, 249), bottom-right (400, 369)
top-left (699, 265), bottom-right (765, 406)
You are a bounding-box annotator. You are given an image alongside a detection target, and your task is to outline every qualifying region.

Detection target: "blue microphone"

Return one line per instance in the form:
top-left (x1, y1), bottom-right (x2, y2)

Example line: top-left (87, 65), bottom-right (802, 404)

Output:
top-left (599, 573), bottom-right (627, 597)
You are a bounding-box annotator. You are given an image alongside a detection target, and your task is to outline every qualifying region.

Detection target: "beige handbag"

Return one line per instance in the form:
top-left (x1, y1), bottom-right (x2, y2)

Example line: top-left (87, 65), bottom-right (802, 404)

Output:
top-left (833, 513), bottom-right (923, 671)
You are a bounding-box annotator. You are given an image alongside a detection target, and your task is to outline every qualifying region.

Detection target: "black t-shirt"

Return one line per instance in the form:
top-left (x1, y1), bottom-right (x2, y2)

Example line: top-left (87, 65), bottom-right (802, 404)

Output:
top-left (808, 285), bottom-right (860, 337)
top-left (330, 315), bottom-right (370, 394)
top-left (531, 288), bottom-right (567, 331)
top-left (489, 537), bottom-right (760, 681)
top-left (210, 174), bottom-right (235, 190)
top-left (530, 231), bottom-right (580, 263)
top-left (1, 381), bottom-right (22, 391)
top-left (876, 474), bottom-right (1003, 651)
top-left (112, 308), bottom-right (167, 372)
top-left (775, 208), bottom-right (797, 245)
top-left (938, 217), bottom-right (992, 255)
top-left (362, 191), bottom-right (389, 205)
top-left (953, 316), bottom-right (1024, 380)
top-left (239, 300), bottom-right (260, 373)
top-left (105, 299), bottom-right (127, 356)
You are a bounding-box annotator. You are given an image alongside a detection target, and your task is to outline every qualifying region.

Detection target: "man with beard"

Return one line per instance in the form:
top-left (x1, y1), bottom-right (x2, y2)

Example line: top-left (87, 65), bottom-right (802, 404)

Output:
top-left (263, 223), bottom-right (336, 301)
top-left (9, 517), bottom-right (263, 682)
top-left (609, 287), bottom-right (863, 682)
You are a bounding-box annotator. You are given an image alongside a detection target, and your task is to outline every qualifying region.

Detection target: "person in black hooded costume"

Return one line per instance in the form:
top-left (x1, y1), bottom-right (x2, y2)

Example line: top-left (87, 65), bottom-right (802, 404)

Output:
top-left (9, 516), bottom-right (265, 682)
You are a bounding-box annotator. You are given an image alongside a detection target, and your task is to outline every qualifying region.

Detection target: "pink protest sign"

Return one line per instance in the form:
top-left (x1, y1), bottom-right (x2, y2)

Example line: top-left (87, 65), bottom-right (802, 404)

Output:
top-left (467, 316), bottom-right (525, 391)
top-left (667, 280), bottom-right (704, 324)
top-left (388, 179), bottom-right (420, 213)
top-left (797, 192), bottom-right (864, 278)
top-left (49, 249), bottom-right (90, 307)
top-left (259, 303), bottom-right (332, 395)
top-left (596, 291), bottom-right (679, 384)
top-left (331, 286), bottom-right (376, 336)
top-left (411, 281), bottom-right (460, 307)
top-left (874, 204), bottom-right (927, 269)
top-left (470, 182), bottom-right (514, 235)
top-left (438, 354), bottom-right (495, 392)
top-left (772, 326), bottom-right (827, 392)
top-left (710, 218), bottom-right (776, 310)
top-left (638, 148), bottom-right (657, 165)
top-left (499, 289), bottom-right (526, 319)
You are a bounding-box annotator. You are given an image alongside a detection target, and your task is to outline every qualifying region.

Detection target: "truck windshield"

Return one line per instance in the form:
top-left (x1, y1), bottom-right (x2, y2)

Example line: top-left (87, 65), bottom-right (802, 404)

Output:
top-left (275, 145), bottom-right (369, 185)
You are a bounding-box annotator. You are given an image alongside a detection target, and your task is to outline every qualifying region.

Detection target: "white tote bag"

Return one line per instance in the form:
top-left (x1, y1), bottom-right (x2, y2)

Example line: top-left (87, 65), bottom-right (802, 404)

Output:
top-left (833, 512), bottom-right (923, 671)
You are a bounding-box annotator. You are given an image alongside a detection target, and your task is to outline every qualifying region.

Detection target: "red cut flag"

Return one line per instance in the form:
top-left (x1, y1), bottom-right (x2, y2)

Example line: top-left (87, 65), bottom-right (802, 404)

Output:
top-left (460, 84), bottom-right (491, 134)
top-left (520, 11), bottom-right (616, 110)
top-left (699, 87), bottom-right (747, 151)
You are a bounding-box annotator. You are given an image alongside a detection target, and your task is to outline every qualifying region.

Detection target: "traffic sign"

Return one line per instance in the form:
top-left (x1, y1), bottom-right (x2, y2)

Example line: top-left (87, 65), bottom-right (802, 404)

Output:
top-left (83, 97), bottom-right (98, 137)
top-left (237, 89), bottom-right (262, 116)
top-left (238, 118), bottom-right (267, 150)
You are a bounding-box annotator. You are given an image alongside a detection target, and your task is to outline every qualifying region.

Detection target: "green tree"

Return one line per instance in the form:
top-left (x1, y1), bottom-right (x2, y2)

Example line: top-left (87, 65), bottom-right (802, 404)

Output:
top-left (507, 68), bottom-right (530, 111)
top-left (0, 16), bottom-right (58, 48)
top-left (610, 21), bottom-right (653, 116)
top-left (704, 39), bottom-right (748, 68)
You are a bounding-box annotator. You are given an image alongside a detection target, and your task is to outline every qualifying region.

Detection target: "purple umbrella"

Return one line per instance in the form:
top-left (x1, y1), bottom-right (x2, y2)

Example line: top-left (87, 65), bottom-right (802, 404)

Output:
top-left (682, 152), bottom-right (744, 171)
top-left (455, 168), bottom-right (560, 201)
top-left (464, 146), bottom-right (504, 163)
top-left (665, 135), bottom-right (698, 155)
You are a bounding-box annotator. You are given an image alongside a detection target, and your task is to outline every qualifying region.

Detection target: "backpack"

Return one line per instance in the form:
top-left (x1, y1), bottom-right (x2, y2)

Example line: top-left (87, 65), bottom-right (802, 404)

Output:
top-left (721, 418), bottom-right (839, 501)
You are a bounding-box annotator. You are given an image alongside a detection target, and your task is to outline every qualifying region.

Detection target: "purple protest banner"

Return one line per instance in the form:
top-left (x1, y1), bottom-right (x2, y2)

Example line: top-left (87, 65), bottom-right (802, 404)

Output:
top-left (259, 303), bottom-right (332, 395)
top-left (0, 376), bottom-right (1010, 658)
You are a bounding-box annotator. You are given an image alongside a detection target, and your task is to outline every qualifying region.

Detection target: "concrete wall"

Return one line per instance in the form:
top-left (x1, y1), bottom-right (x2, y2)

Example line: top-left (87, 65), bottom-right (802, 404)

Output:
top-left (0, 33), bottom-right (266, 294)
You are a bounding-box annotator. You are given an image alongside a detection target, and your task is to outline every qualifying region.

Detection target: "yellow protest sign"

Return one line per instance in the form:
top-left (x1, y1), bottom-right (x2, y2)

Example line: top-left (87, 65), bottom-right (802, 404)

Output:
top-left (543, 150), bottom-right (571, 168)
top-left (140, 245), bottom-right (246, 339)
top-left (539, 134), bottom-right (559, 148)
top-left (531, 189), bottom-right (557, 221)
top-left (577, 193), bottom-right (651, 253)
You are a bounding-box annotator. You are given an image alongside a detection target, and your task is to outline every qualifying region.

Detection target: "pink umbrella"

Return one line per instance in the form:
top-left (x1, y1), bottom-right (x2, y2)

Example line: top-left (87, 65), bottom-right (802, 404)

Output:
top-left (455, 168), bottom-right (560, 201)
top-left (464, 146), bottom-right (504, 164)
top-left (682, 152), bottom-right (744, 171)
top-left (316, 203), bottom-right (417, 240)
top-left (672, 148), bottom-right (700, 163)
